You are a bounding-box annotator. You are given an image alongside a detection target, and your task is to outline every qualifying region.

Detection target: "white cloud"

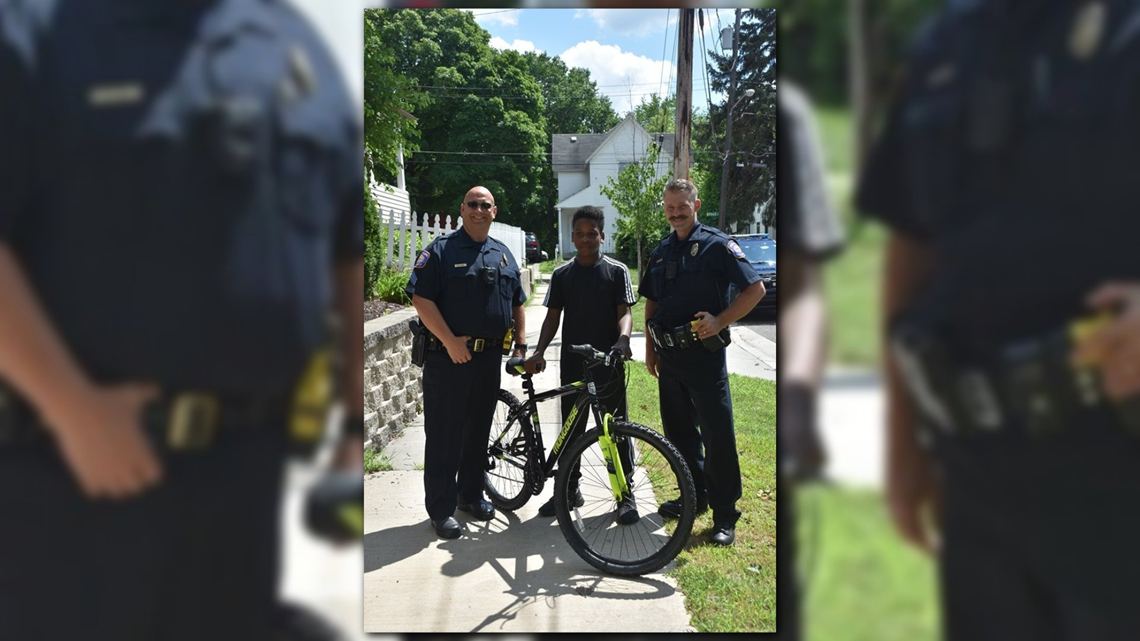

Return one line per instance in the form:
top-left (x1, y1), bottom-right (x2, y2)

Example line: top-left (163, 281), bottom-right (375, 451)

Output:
top-left (583, 9), bottom-right (670, 38)
top-left (488, 37), bottom-right (539, 54)
top-left (559, 41), bottom-right (676, 117)
top-left (464, 8), bottom-right (518, 27)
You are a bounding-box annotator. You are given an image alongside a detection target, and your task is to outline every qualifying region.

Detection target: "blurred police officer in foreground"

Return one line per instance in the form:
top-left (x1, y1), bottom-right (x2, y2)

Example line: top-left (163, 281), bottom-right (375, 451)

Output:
top-left (858, 1), bottom-right (1140, 638)
top-left (639, 179), bottom-right (765, 547)
top-left (406, 186), bottom-right (527, 539)
top-left (0, 1), bottom-right (363, 639)
top-left (778, 80), bottom-right (847, 641)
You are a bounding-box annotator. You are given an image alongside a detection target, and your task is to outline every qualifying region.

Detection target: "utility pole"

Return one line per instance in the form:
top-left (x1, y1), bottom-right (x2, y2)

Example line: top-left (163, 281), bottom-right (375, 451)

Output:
top-left (673, 8), bottom-right (694, 180)
top-left (718, 8), bottom-right (742, 231)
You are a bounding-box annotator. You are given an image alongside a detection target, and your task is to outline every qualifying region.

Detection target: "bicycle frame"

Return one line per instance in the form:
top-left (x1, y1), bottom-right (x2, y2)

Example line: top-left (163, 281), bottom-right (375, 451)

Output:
top-left (498, 359), bottom-right (632, 500)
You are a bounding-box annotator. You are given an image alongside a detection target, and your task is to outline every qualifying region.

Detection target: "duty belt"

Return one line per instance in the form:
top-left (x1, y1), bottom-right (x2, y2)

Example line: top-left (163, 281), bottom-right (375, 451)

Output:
top-left (890, 321), bottom-right (1140, 437)
top-left (647, 321), bottom-right (730, 352)
top-left (0, 387), bottom-right (289, 452)
top-left (424, 334), bottom-right (503, 354)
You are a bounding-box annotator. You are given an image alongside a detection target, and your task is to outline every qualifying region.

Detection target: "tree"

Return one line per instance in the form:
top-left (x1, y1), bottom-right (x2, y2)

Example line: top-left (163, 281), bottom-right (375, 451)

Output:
top-left (631, 93), bottom-right (676, 134)
top-left (370, 9), bottom-right (547, 228)
top-left (599, 144), bottom-right (671, 276)
top-left (363, 10), bottom-right (426, 185)
top-left (706, 8), bottom-right (777, 232)
top-left (521, 52), bottom-right (620, 256)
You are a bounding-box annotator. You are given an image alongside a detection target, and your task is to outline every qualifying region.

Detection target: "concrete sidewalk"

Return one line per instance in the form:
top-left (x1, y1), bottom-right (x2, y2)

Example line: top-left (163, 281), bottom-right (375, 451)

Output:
top-left (362, 267), bottom-right (777, 633)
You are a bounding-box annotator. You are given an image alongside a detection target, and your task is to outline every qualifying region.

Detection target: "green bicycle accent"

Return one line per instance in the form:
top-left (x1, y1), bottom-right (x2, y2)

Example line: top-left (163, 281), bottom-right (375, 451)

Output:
top-left (597, 412), bottom-right (630, 501)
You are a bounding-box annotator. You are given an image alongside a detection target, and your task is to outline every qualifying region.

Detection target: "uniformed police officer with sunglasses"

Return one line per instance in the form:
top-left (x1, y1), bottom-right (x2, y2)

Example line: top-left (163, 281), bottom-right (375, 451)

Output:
top-left (406, 186), bottom-right (527, 539)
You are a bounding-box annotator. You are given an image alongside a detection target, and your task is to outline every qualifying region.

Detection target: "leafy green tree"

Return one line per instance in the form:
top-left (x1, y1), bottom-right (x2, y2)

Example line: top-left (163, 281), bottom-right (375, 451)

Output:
top-left (521, 52), bottom-right (619, 256)
top-left (706, 8), bottom-right (777, 232)
top-left (631, 93), bottom-right (677, 134)
top-left (369, 9), bottom-right (546, 228)
top-left (599, 144), bottom-right (671, 276)
top-left (363, 10), bottom-right (426, 185)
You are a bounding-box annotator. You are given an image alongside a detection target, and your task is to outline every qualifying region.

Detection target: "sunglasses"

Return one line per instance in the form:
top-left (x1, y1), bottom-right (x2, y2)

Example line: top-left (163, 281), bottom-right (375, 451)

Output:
top-left (465, 201), bottom-right (494, 210)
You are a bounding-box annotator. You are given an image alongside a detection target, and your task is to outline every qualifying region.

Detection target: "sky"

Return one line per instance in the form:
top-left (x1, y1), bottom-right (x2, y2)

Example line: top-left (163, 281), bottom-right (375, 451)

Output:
top-left (467, 8), bottom-right (731, 117)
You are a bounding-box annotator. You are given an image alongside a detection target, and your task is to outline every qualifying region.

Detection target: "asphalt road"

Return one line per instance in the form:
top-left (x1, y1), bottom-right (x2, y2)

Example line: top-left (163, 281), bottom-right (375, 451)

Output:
top-left (737, 308), bottom-right (777, 344)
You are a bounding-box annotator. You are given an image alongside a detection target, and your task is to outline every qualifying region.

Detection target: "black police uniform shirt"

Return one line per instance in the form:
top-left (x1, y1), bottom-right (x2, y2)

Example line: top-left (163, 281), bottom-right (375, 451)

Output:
top-left (856, 0), bottom-right (1140, 360)
top-left (0, 0), bottom-right (364, 396)
top-left (544, 255), bottom-right (637, 358)
top-left (405, 227), bottom-right (526, 340)
top-left (638, 222), bottom-right (762, 330)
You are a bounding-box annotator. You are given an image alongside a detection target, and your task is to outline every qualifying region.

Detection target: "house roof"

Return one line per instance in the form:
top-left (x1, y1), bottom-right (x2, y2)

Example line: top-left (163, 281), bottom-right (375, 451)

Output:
top-left (552, 114), bottom-right (676, 172)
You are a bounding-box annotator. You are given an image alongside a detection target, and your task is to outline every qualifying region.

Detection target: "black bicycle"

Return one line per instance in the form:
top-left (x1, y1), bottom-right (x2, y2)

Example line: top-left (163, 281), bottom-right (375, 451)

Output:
top-left (484, 344), bottom-right (697, 576)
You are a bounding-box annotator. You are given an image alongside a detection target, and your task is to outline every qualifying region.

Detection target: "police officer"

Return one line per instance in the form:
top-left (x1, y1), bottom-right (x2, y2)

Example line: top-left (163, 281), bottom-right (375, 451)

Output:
top-left (0, 2), bottom-right (364, 639)
top-left (639, 178), bottom-right (765, 547)
top-left (406, 186), bottom-right (527, 539)
top-left (777, 80), bottom-right (847, 641)
top-left (858, 1), bottom-right (1140, 638)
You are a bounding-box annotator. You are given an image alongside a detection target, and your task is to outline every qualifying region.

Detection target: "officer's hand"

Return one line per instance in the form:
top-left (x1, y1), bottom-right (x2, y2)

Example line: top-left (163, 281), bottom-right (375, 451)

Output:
top-left (1073, 282), bottom-right (1140, 400)
top-left (691, 311), bottom-right (724, 340)
top-left (612, 336), bottom-right (632, 360)
top-left (646, 348), bottom-right (659, 379)
top-left (523, 354), bottom-right (546, 374)
top-left (47, 383), bottom-right (165, 500)
top-left (445, 335), bottom-right (473, 364)
top-left (885, 440), bottom-right (942, 556)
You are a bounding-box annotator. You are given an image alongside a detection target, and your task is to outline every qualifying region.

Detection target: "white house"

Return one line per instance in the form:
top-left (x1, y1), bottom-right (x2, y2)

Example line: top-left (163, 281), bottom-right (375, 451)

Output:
top-left (552, 115), bottom-right (685, 259)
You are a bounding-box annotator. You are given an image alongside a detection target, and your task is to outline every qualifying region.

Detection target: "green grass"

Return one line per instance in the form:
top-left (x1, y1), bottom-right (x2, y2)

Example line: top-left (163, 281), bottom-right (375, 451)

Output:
top-left (363, 446), bottom-right (394, 473)
top-left (813, 106), bottom-right (886, 367)
top-left (626, 367), bottom-right (777, 632)
top-left (539, 258), bottom-right (560, 274)
top-left (799, 485), bottom-right (940, 641)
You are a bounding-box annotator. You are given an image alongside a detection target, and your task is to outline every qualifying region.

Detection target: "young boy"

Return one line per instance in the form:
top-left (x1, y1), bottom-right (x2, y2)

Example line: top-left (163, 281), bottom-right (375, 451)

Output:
top-left (525, 206), bottom-right (638, 522)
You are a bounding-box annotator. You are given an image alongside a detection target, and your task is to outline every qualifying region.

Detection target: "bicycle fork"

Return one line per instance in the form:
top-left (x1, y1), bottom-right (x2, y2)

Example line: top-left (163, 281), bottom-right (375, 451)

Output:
top-left (597, 413), bottom-right (632, 502)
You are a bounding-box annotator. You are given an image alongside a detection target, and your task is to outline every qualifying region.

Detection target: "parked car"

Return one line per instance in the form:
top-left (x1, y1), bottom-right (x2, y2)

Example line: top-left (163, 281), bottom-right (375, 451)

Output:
top-left (525, 231), bottom-right (547, 263)
top-left (727, 233), bottom-right (776, 313)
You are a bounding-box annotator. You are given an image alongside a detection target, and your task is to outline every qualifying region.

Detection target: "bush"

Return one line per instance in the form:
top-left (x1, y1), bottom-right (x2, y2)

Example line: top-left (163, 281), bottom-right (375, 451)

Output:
top-left (373, 268), bottom-right (412, 305)
top-left (364, 184), bottom-right (385, 299)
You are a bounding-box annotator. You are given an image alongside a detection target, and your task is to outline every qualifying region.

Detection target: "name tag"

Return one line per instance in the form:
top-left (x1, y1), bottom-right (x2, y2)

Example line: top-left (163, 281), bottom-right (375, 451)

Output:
top-left (453, 263), bottom-right (468, 268)
top-left (88, 83), bottom-right (144, 107)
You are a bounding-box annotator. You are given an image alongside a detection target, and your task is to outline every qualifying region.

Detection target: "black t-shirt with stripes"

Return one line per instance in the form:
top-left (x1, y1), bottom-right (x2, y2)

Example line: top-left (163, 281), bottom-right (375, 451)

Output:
top-left (544, 256), bottom-right (637, 363)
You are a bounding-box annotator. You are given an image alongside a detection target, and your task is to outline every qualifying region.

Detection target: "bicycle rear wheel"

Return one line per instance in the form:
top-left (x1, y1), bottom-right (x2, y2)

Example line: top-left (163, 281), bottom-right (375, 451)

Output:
top-left (484, 389), bottom-right (537, 511)
top-left (555, 420), bottom-right (696, 576)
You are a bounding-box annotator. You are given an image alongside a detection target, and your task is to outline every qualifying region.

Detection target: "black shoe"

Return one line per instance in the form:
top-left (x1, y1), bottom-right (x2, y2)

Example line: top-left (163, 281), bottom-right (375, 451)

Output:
top-left (430, 516), bottom-right (461, 539)
top-left (615, 495), bottom-right (640, 525)
top-left (456, 499), bottom-right (495, 520)
top-left (538, 488), bottom-right (583, 517)
top-left (710, 525), bottom-right (735, 547)
top-left (657, 493), bottom-right (708, 520)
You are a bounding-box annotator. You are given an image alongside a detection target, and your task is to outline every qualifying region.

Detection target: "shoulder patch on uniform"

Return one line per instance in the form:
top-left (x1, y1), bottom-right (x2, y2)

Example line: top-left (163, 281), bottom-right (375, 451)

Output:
top-left (414, 250), bottom-right (430, 269)
top-left (727, 240), bottom-right (747, 260)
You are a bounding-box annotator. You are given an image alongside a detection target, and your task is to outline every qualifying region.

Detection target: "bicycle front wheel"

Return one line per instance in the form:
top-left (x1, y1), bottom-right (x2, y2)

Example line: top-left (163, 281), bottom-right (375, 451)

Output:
top-left (555, 420), bottom-right (696, 576)
top-left (484, 389), bottom-right (537, 511)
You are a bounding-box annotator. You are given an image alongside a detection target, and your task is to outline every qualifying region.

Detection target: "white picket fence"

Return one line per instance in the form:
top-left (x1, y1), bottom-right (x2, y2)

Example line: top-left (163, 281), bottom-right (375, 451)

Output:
top-left (376, 207), bottom-right (526, 271)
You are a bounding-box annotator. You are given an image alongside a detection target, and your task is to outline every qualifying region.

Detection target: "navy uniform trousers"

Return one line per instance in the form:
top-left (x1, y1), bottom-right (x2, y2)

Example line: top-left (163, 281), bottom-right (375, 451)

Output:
top-left (657, 343), bottom-right (742, 526)
top-left (421, 348), bottom-right (503, 521)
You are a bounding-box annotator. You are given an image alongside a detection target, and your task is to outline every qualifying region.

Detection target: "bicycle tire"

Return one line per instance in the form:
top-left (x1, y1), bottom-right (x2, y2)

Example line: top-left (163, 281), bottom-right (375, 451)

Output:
top-left (484, 389), bottom-right (536, 511)
top-left (555, 420), bottom-right (696, 576)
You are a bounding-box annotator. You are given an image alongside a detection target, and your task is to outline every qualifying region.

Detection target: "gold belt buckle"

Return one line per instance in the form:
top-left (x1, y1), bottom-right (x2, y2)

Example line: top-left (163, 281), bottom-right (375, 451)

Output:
top-left (473, 338), bottom-right (486, 353)
top-left (168, 392), bottom-right (219, 451)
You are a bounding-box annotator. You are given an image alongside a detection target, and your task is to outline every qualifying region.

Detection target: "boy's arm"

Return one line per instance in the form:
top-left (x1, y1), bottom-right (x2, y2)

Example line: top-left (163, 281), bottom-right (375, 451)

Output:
top-left (613, 303), bottom-right (632, 358)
